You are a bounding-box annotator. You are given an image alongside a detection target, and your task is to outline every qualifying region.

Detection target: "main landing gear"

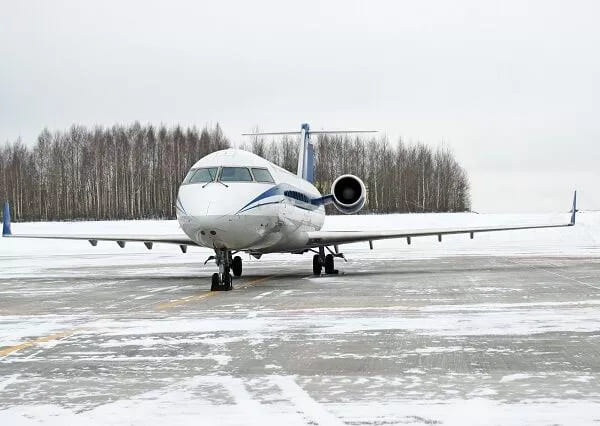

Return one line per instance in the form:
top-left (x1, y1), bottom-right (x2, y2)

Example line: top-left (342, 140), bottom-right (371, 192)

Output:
top-left (210, 250), bottom-right (243, 291)
top-left (232, 255), bottom-right (243, 277)
top-left (312, 246), bottom-right (342, 275)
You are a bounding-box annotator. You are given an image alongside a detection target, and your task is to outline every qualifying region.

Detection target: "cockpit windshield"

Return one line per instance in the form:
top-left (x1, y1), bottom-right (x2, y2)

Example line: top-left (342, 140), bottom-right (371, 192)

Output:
top-left (183, 166), bottom-right (275, 184)
top-left (220, 167), bottom-right (253, 182)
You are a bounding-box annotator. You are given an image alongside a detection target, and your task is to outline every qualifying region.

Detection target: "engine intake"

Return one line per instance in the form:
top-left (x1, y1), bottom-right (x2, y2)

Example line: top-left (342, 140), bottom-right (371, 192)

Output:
top-left (331, 174), bottom-right (366, 214)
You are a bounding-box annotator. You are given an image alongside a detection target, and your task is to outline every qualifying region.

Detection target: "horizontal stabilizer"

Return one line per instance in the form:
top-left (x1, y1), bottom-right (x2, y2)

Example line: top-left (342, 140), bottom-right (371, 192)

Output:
top-left (242, 131), bottom-right (302, 136)
top-left (308, 130), bottom-right (377, 135)
top-left (242, 130), bottom-right (377, 136)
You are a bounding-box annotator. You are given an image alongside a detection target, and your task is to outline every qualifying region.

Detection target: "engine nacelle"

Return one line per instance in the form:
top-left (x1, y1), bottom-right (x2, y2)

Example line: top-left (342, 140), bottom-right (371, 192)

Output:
top-left (330, 174), bottom-right (366, 214)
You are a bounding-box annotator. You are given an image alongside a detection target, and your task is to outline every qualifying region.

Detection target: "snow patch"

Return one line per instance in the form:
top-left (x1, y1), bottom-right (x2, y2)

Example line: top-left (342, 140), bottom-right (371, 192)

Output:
top-left (500, 373), bottom-right (537, 383)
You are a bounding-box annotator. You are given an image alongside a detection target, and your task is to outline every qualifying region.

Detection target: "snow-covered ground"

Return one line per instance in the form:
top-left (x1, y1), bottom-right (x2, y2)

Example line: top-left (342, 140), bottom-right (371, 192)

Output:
top-left (2, 379), bottom-right (599, 426)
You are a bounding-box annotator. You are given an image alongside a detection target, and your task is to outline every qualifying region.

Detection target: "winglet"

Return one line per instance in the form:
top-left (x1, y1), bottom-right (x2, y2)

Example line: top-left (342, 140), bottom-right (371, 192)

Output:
top-left (570, 190), bottom-right (577, 225)
top-left (2, 201), bottom-right (11, 236)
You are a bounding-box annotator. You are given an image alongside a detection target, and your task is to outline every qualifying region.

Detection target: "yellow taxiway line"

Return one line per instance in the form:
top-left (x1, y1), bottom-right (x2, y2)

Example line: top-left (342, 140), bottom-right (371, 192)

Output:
top-left (0, 330), bottom-right (75, 357)
top-left (1, 276), bottom-right (276, 355)
top-left (154, 275), bottom-right (274, 310)
top-left (155, 291), bottom-right (216, 310)
top-left (234, 275), bottom-right (273, 290)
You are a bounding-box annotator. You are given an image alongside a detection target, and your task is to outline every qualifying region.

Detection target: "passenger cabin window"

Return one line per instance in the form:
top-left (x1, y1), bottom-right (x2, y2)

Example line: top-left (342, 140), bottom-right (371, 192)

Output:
top-left (220, 167), bottom-right (253, 182)
top-left (188, 167), bottom-right (218, 184)
top-left (284, 190), bottom-right (310, 203)
top-left (251, 168), bottom-right (275, 183)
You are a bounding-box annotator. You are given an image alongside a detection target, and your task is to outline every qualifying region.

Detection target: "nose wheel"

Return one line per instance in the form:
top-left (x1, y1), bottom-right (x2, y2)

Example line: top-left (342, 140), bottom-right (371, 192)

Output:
top-left (211, 272), bottom-right (232, 291)
top-left (210, 249), bottom-right (234, 291)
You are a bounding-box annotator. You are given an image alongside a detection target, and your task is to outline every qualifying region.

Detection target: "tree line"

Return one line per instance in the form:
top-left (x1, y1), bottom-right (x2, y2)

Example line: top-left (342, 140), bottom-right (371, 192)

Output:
top-left (0, 123), bottom-right (230, 221)
top-left (0, 122), bottom-right (470, 221)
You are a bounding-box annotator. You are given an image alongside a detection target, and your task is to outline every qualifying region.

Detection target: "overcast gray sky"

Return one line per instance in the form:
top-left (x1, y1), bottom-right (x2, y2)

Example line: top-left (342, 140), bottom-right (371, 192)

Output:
top-left (1, 0), bottom-right (598, 212)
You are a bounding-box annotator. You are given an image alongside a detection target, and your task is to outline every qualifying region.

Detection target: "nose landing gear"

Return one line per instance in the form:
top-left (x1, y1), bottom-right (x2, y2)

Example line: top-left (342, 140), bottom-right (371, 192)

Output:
top-left (211, 272), bottom-right (232, 291)
top-left (210, 249), bottom-right (234, 291)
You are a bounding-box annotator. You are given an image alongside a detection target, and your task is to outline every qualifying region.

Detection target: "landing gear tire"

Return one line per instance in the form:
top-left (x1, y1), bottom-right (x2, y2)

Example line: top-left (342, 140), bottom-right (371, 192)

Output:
top-left (222, 272), bottom-right (233, 291)
top-left (324, 254), bottom-right (337, 274)
top-left (232, 256), bottom-right (243, 277)
top-left (211, 272), bottom-right (233, 291)
top-left (313, 254), bottom-right (322, 275)
top-left (211, 273), bottom-right (220, 291)
top-left (210, 249), bottom-right (235, 291)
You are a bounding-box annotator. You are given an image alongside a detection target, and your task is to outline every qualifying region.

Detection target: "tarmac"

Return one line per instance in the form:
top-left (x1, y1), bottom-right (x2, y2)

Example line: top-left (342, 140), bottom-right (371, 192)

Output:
top-left (2, 253), bottom-right (600, 424)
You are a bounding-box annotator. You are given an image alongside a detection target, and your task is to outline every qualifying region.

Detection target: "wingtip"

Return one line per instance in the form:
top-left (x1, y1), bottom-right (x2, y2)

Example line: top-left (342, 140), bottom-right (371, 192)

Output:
top-left (2, 201), bottom-right (11, 236)
top-left (570, 190), bottom-right (577, 226)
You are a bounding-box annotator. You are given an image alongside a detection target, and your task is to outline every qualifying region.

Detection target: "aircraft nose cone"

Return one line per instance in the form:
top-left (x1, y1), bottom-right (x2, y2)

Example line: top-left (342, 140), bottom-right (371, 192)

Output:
top-left (178, 184), bottom-right (247, 217)
top-left (177, 181), bottom-right (281, 249)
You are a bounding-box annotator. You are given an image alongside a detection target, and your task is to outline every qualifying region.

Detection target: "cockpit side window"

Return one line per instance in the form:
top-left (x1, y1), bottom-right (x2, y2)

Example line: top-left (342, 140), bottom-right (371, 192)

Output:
top-left (251, 168), bottom-right (275, 183)
top-left (219, 167), bottom-right (253, 182)
top-left (183, 168), bottom-right (197, 184)
top-left (189, 167), bottom-right (218, 183)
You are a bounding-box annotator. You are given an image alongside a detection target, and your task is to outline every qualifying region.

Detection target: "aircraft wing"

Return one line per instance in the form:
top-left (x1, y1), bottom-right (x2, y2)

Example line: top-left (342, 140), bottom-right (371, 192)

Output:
top-left (306, 192), bottom-right (577, 248)
top-left (2, 204), bottom-right (196, 249)
top-left (306, 221), bottom-right (573, 247)
top-left (3, 232), bottom-right (195, 246)
top-left (2, 231), bottom-right (196, 250)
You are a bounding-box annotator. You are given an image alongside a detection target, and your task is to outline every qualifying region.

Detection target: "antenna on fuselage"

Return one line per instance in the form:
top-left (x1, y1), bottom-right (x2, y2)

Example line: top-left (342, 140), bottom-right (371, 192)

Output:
top-left (242, 124), bottom-right (377, 183)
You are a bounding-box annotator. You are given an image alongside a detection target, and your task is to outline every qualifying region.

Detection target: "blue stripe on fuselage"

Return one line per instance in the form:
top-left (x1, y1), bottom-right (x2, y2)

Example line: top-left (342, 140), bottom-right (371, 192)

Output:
top-left (236, 183), bottom-right (322, 214)
top-left (237, 185), bottom-right (284, 213)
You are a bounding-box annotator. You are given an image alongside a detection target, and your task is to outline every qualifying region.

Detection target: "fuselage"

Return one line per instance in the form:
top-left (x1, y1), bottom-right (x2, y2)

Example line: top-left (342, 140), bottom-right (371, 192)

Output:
top-left (176, 149), bottom-right (325, 253)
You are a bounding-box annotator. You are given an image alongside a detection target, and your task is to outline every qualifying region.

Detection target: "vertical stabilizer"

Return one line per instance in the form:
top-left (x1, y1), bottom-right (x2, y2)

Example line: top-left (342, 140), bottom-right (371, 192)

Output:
top-left (2, 201), bottom-right (11, 236)
top-left (306, 140), bottom-right (314, 183)
top-left (296, 123), bottom-right (314, 183)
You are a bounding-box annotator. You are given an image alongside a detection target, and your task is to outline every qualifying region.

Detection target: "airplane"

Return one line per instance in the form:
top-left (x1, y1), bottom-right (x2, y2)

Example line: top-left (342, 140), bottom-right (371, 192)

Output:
top-left (2, 123), bottom-right (577, 291)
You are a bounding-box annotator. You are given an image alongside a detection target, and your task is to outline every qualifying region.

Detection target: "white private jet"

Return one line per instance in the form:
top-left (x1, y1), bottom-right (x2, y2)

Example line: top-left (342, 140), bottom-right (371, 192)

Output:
top-left (2, 123), bottom-right (577, 291)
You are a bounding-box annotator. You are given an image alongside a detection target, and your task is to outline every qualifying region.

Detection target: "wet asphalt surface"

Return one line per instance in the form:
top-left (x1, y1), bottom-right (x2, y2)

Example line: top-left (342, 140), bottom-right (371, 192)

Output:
top-left (1, 254), bottom-right (600, 423)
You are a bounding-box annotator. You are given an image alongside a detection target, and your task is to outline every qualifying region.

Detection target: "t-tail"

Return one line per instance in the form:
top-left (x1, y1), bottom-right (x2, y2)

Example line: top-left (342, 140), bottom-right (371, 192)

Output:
top-left (242, 123), bottom-right (377, 183)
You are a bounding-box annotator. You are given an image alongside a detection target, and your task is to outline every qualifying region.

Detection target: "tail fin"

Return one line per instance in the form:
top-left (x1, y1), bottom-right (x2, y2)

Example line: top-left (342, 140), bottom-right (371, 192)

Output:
top-left (2, 201), bottom-right (11, 236)
top-left (297, 123), bottom-right (313, 182)
top-left (306, 136), bottom-right (314, 183)
top-left (243, 124), bottom-right (376, 184)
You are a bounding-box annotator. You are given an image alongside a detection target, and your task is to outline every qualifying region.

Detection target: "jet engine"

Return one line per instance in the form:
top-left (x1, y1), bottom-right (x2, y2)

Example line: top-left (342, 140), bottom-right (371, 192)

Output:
top-left (330, 174), bottom-right (366, 214)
